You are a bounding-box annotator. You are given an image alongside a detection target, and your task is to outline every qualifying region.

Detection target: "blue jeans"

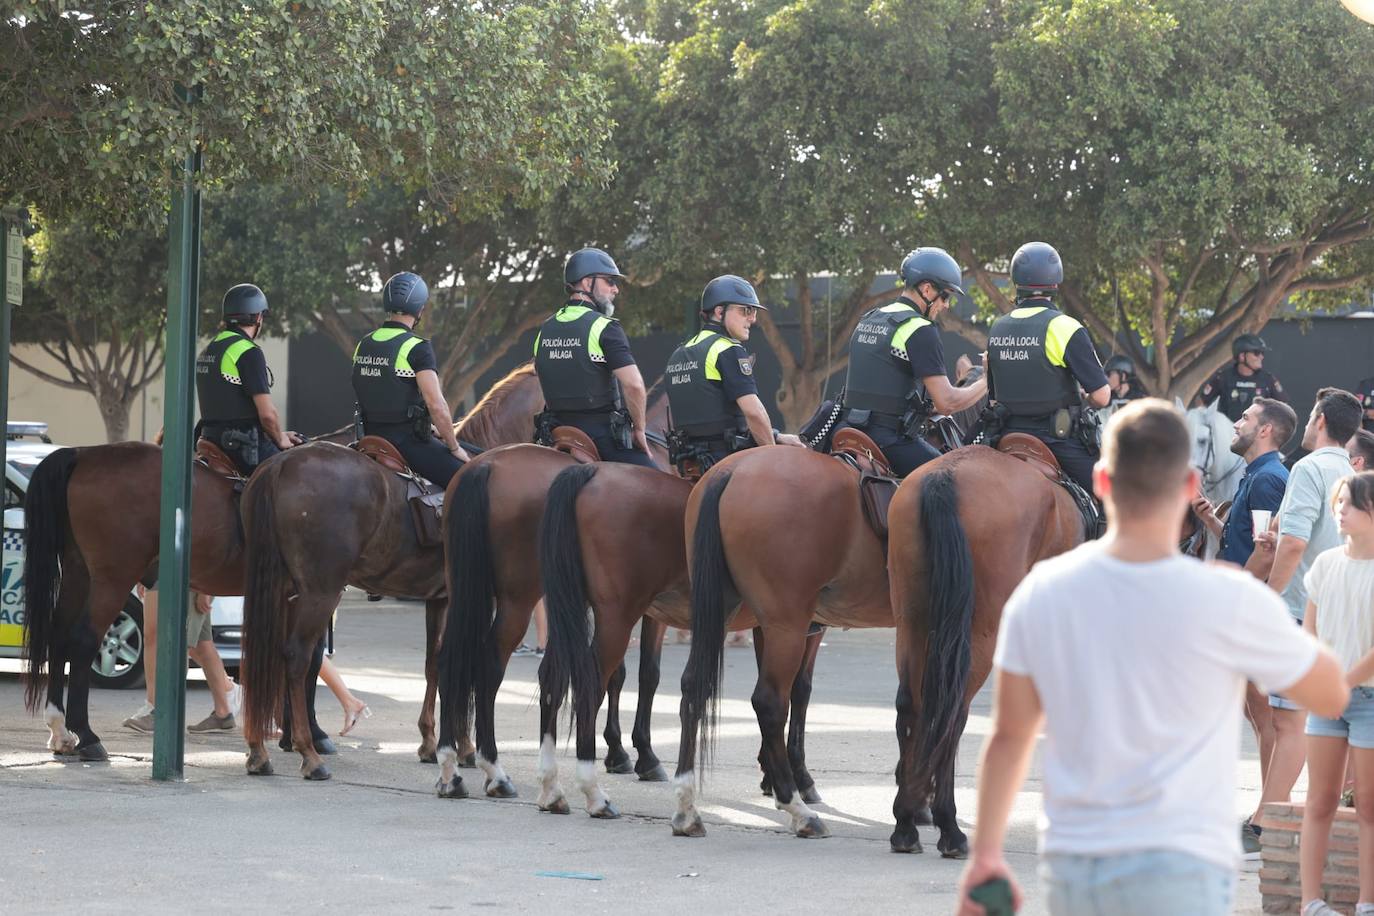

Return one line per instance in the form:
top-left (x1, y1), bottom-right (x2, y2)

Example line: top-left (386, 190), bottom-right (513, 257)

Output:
top-left (1041, 850), bottom-right (1235, 916)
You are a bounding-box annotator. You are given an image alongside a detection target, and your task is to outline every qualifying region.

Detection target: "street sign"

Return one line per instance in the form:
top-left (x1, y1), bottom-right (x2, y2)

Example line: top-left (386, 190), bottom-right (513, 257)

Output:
top-left (4, 222), bottom-right (20, 307)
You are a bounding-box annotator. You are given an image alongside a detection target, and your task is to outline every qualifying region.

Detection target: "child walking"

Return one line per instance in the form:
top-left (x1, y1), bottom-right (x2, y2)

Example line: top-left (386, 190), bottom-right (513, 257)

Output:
top-left (1301, 471), bottom-right (1374, 916)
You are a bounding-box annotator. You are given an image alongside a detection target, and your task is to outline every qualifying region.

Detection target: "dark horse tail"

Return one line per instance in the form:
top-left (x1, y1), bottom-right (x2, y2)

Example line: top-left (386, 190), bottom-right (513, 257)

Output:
top-left (682, 470), bottom-right (738, 772)
top-left (21, 447), bottom-right (79, 713)
top-left (241, 463), bottom-right (292, 740)
top-left (539, 463), bottom-right (601, 733)
top-left (437, 461), bottom-right (495, 745)
top-left (911, 467), bottom-right (976, 792)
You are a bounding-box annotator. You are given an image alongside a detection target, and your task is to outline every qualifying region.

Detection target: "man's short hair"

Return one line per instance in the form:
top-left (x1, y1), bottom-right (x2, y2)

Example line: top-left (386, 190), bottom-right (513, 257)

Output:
top-left (1315, 387), bottom-right (1363, 445)
top-left (1101, 399), bottom-right (1191, 513)
top-left (1253, 397), bottom-right (1296, 448)
top-left (1350, 429), bottom-right (1374, 469)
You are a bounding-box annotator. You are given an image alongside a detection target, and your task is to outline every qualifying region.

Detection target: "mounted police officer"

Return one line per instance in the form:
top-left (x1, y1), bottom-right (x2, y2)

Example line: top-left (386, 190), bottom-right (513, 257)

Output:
top-left (195, 284), bottom-right (300, 475)
top-left (533, 247), bottom-right (655, 467)
top-left (665, 275), bottom-right (802, 474)
top-left (352, 271), bottom-right (470, 488)
top-left (1196, 334), bottom-right (1286, 423)
top-left (831, 247), bottom-right (987, 476)
top-left (985, 242), bottom-right (1111, 493)
top-left (1104, 354), bottom-right (1149, 408)
top-left (1355, 374), bottom-right (1374, 432)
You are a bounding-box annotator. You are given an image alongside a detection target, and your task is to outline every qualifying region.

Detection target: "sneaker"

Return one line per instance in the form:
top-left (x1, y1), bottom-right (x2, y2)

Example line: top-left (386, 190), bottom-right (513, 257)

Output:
top-left (187, 712), bottom-right (236, 733)
top-left (534, 647), bottom-right (545, 658)
top-left (1241, 818), bottom-right (1262, 857)
top-left (123, 703), bottom-right (155, 733)
top-left (1303, 901), bottom-right (1340, 916)
top-left (512, 644), bottom-right (538, 657)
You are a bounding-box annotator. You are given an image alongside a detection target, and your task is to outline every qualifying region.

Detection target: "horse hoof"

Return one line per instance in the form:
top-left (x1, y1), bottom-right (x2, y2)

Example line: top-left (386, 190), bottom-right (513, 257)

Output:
top-left (671, 813), bottom-right (706, 838)
top-left (436, 776), bottom-right (468, 799)
top-left (303, 764), bottom-right (332, 781)
top-left (247, 760), bottom-right (274, 777)
top-left (590, 801), bottom-right (621, 820)
top-left (760, 781), bottom-right (773, 798)
top-left (796, 816), bottom-right (830, 839)
top-left (637, 764), bottom-right (669, 783)
top-left (418, 749), bottom-right (438, 764)
top-left (541, 797), bottom-right (571, 816)
top-left (77, 742), bottom-right (109, 762)
top-left (485, 777), bottom-right (518, 799)
top-left (890, 829), bottom-right (923, 854)
top-left (604, 754), bottom-right (634, 775)
top-left (939, 837), bottom-right (970, 860)
top-left (799, 785), bottom-right (823, 806)
top-left (459, 753), bottom-right (477, 769)
top-left (914, 805), bottom-right (934, 826)
top-left (314, 737), bottom-right (338, 756)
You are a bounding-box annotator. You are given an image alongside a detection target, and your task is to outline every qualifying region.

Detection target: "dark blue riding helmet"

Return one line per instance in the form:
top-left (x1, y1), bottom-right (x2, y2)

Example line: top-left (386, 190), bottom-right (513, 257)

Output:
top-left (222, 283), bottom-right (269, 317)
top-left (899, 248), bottom-right (966, 296)
top-left (564, 247), bottom-right (627, 287)
top-left (1010, 242), bottom-right (1063, 293)
top-left (382, 272), bottom-right (429, 316)
top-left (700, 275), bottom-right (766, 316)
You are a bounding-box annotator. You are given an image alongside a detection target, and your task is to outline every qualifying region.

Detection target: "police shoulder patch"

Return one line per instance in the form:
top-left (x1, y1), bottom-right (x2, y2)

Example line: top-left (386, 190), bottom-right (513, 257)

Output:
top-left (739, 356), bottom-right (754, 376)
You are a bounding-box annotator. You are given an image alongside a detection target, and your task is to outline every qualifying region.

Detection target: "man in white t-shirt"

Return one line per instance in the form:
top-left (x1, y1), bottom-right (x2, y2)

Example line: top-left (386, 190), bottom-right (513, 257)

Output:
top-left (957, 399), bottom-right (1346, 916)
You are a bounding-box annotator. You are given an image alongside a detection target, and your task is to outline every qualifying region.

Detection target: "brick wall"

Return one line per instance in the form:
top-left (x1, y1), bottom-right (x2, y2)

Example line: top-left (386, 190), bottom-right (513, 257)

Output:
top-left (1259, 802), bottom-right (1362, 914)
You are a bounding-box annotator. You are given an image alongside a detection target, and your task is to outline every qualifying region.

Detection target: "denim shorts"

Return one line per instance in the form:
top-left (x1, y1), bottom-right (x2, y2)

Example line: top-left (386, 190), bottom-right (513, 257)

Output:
top-left (1041, 850), bottom-right (1235, 916)
top-left (1307, 686), bottom-right (1374, 748)
top-left (1270, 693), bottom-right (1302, 711)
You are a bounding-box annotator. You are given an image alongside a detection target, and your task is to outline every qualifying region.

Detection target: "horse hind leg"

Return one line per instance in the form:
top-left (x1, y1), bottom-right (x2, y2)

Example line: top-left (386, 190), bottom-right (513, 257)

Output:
top-left (62, 621), bottom-right (107, 761)
top-left (535, 653), bottom-right (570, 815)
top-left (44, 638), bottom-right (77, 756)
top-left (417, 597), bottom-right (443, 763)
top-left (786, 625), bottom-right (825, 805)
top-left (933, 707), bottom-right (971, 859)
top-left (754, 626), bottom-right (827, 839)
top-left (630, 616), bottom-right (668, 782)
top-left (602, 660), bottom-right (632, 774)
top-left (473, 603), bottom-right (522, 799)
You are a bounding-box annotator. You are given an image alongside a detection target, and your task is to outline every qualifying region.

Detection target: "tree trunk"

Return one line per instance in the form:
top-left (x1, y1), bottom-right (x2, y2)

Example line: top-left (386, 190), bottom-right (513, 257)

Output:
top-left (773, 367), bottom-right (828, 433)
top-left (97, 390), bottom-right (132, 442)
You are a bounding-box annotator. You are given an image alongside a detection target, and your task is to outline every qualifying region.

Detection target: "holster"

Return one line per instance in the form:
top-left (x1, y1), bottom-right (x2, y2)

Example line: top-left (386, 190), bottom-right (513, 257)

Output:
top-left (407, 404), bottom-right (433, 440)
top-left (608, 407), bottom-right (635, 451)
top-left (533, 408), bottom-right (558, 446)
top-left (220, 426), bottom-right (260, 468)
top-left (353, 406), bottom-right (365, 443)
top-left (976, 403), bottom-right (1010, 447)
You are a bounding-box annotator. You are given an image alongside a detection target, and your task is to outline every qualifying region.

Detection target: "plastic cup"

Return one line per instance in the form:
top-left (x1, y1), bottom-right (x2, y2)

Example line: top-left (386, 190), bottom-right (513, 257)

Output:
top-left (1252, 509), bottom-right (1273, 533)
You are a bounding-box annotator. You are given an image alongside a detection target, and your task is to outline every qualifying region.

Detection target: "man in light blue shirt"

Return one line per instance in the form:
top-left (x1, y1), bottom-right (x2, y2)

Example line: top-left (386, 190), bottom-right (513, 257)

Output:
top-left (1249, 386), bottom-right (1362, 837)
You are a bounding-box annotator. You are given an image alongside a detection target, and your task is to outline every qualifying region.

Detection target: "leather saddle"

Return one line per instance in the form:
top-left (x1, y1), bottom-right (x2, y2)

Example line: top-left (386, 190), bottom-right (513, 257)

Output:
top-left (829, 428), bottom-right (900, 543)
top-left (194, 440), bottom-right (246, 484)
top-left (354, 435), bottom-right (446, 547)
top-left (551, 426), bottom-right (601, 464)
top-left (996, 433), bottom-right (1101, 538)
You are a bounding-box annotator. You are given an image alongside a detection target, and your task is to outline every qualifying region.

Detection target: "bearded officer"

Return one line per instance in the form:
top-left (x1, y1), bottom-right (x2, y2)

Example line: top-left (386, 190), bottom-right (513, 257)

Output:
top-left (195, 283), bottom-right (300, 475)
top-left (831, 247), bottom-right (987, 476)
top-left (352, 271), bottom-right (470, 488)
top-left (533, 247), bottom-right (655, 466)
top-left (1196, 334), bottom-right (1286, 423)
top-left (665, 275), bottom-right (802, 473)
top-left (986, 242), bottom-right (1111, 493)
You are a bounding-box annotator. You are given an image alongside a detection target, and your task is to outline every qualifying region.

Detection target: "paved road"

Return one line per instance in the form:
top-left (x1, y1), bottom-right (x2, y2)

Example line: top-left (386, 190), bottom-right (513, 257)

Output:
top-left (1, 596), bottom-right (1269, 913)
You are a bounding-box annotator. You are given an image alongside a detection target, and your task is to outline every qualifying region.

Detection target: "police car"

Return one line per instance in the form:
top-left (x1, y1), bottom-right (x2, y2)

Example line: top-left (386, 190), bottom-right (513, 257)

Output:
top-left (2, 422), bottom-right (241, 688)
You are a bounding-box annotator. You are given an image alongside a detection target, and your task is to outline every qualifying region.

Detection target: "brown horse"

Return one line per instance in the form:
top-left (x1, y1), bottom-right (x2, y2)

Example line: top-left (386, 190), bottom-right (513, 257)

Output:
top-left (19, 362), bottom-right (540, 765)
top-left (236, 363), bottom-right (550, 779)
top-left (432, 397), bottom-right (673, 802)
top-left (885, 446), bottom-right (1083, 856)
top-left (534, 458), bottom-right (828, 818)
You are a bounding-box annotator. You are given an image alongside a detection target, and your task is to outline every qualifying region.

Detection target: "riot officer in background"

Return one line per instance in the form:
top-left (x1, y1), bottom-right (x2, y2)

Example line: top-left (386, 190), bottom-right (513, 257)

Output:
top-left (831, 247), bottom-right (987, 476)
top-left (986, 242), bottom-right (1111, 493)
top-left (533, 247), bottom-right (655, 467)
top-left (1352, 374), bottom-right (1374, 432)
top-left (1196, 334), bottom-right (1286, 423)
top-left (1104, 354), bottom-right (1149, 408)
top-left (665, 275), bottom-right (802, 474)
top-left (195, 283), bottom-right (301, 475)
top-left (352, 271), bottom-right (470, 488)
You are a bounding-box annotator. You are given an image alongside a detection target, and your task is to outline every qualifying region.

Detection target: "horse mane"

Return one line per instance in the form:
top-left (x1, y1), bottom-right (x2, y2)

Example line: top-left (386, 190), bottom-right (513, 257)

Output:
top-left (454, 361), bottom-right (539, 442)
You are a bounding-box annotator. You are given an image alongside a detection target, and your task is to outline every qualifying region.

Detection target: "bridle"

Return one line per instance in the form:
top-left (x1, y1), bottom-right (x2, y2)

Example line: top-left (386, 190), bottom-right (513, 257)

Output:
top-left (1197, 418), bottom-right (1243, 496)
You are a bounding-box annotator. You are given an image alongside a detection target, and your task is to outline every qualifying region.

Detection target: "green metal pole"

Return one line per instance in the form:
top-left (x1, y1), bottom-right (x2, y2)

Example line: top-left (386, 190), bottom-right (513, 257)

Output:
top-left (151, 117), bottom-right (203, 782)
top-left (1, 217), bottom-right (11, 481)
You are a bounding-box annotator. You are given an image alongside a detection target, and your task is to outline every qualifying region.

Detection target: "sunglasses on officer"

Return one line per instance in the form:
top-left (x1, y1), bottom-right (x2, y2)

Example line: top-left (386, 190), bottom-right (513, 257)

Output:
top-left (593, 274), bottom-right (621, 289)
top-left (729, 304), bottom-right (758, 318)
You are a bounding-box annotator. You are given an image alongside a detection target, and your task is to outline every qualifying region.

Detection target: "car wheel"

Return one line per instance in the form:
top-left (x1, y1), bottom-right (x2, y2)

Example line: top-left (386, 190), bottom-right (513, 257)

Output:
top-left (92, 596), bottom-right (146, 690)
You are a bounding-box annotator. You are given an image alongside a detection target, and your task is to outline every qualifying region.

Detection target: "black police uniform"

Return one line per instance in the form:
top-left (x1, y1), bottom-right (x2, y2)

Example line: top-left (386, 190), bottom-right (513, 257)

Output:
top-left (665, 321), bottom-right (761, 469)
top-left (1110, 379), bottom-right (1149, 410)
top-left (987, 299), bottom-right (1109, 493)
top-left (195, 328), bottom-right (278, 475)
top-left (1198, 363), bottom-right (1286, 423)
top-left (533, 301), bottom-right (656, 467)
top-left (832, 295), bottom-right (944, 476)
top-left (1355, 377), bottom-right (1374, 432)
top-left (352, 321), bottom-right (464, 488)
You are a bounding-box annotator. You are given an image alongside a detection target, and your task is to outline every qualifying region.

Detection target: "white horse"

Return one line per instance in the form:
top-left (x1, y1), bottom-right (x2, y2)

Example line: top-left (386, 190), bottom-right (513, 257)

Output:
top-left (1181, 398), bottom-right (1245, 556)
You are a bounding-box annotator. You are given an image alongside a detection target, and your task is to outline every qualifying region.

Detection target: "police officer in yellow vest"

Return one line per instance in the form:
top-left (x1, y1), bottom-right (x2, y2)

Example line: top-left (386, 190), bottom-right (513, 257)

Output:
top-left (195, 284), bottom-right (300, 475)
top-left (832, 247), bottom-right (988, 476)
top-left (665, 275), bottom-right (803, 473)
top-left (352, 271), bottom-right (470, 488)
top-left (986, 242), bottom-right (1111, 492)
top-left (533, 247), bottom-right (655, 467)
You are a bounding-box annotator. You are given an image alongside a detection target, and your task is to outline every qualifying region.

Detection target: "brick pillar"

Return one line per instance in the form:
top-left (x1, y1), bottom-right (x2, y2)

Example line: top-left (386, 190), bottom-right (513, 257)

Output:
top-left (1259, 802), bottom-right (1362, 914)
